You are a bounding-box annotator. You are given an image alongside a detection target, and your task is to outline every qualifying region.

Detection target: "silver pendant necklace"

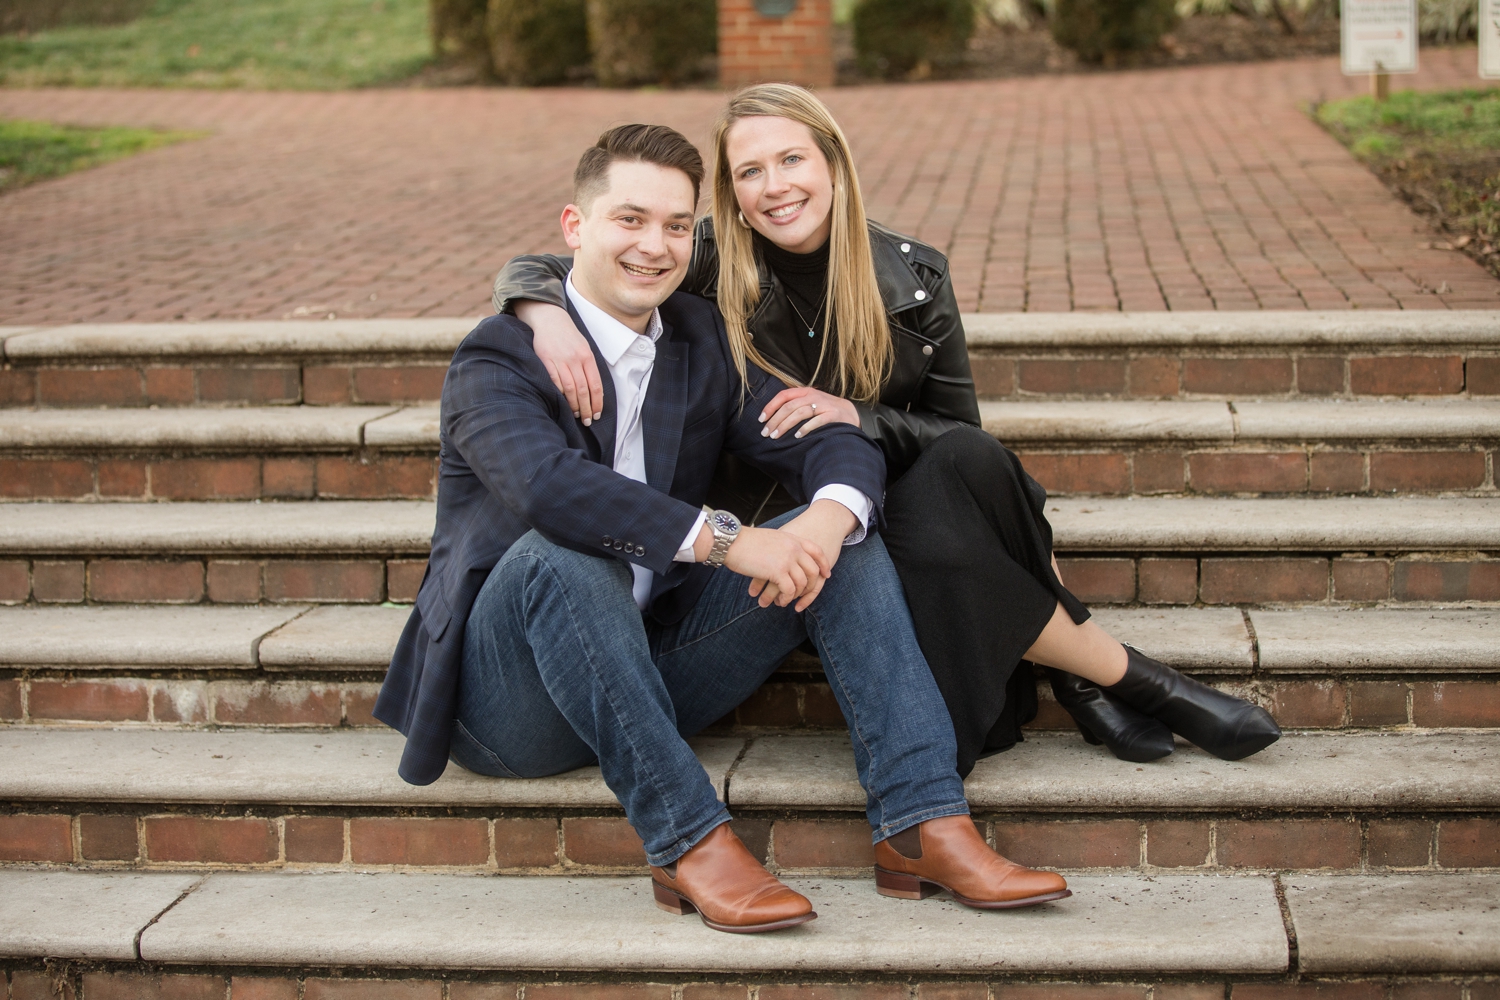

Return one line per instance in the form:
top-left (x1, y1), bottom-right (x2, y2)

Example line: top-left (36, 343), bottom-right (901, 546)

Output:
top-left (787, 291), bottom-right (827, 339)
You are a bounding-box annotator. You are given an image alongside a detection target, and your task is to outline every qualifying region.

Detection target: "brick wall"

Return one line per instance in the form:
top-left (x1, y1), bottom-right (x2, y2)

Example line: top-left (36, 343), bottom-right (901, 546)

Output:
top-left (718, 0), bottom-right (834, 89)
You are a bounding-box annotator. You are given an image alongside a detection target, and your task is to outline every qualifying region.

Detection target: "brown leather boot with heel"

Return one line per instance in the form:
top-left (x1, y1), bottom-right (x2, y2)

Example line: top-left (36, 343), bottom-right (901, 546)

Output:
top-left (874, 815), bottom-right (1071, 909)
top-left (650, 822), bottom-right (816, 933)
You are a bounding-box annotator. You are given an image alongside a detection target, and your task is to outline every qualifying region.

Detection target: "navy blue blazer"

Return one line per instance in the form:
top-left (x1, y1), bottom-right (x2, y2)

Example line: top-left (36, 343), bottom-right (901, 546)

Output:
top-left (374, 291), bottom-right (888, 785)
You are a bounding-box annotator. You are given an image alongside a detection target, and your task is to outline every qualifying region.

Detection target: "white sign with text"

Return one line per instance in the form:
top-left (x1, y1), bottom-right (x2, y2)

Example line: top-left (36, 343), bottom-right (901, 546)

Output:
top-left (1341, 0), bottom-right (1419, 74)
top-left (1482, 0), bottom-right (1500, 78)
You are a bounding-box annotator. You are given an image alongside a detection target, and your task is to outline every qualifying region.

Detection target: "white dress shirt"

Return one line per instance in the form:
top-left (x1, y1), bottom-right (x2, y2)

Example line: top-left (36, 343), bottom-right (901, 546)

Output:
top-left (564, 275), bottom-right (873, 610)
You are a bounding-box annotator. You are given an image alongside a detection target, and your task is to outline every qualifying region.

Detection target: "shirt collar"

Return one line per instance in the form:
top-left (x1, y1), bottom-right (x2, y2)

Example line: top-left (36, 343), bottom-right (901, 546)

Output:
top-left (565, 272), bottom-right (662, 368)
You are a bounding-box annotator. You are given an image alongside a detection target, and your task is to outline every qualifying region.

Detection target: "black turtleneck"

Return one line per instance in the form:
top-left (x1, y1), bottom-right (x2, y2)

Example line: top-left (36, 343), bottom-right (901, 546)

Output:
top-left (754, 232), bottom-right (839, 390)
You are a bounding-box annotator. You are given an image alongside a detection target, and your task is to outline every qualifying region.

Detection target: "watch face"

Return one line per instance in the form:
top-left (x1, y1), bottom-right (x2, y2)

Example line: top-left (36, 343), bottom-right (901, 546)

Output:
top-left (711, 510), bottom-right (740, 534)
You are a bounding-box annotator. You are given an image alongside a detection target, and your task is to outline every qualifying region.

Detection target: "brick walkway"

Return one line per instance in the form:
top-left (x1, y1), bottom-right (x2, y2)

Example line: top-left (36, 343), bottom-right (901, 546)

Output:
top-left (1, 48), bottom-right (1496, 323)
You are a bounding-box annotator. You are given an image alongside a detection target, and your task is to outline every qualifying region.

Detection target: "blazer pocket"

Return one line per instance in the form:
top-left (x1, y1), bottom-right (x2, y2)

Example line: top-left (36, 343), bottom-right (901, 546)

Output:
top-left (680, 410), bottom-right (722, 441)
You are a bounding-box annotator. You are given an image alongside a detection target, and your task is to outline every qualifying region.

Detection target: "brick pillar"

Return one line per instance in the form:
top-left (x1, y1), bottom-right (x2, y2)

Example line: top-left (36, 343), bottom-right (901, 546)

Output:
top-left (718, 0), bottom-right (834, 90)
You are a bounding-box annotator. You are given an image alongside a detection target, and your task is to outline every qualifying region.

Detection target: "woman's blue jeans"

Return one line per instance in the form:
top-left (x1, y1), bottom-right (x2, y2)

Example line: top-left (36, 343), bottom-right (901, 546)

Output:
top-left (453, 509), bottom-right (968, 867)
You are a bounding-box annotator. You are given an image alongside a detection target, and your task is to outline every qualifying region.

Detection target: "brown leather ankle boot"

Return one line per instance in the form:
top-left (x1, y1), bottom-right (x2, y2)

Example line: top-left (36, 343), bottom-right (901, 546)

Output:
top-left (874, 815), bottom-right (1071, 909)
top-left (651, 822), bottom-right (816, 933)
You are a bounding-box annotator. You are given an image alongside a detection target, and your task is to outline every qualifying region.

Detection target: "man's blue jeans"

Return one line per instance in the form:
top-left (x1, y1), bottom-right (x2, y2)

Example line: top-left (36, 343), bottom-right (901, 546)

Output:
top-left (453, 509), bottom-right (969, 867)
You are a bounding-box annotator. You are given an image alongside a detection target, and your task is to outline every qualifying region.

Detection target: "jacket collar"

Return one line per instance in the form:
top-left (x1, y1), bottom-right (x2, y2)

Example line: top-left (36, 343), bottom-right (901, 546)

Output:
top-left (867, 223), bottom-right (930, 316)
top-left (725, 219), bottom-right (929, 328)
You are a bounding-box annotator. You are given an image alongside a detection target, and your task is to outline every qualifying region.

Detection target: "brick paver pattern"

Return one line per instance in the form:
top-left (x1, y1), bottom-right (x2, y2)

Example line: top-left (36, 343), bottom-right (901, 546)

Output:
top-left (1, 48), bottom-right (1496, 323)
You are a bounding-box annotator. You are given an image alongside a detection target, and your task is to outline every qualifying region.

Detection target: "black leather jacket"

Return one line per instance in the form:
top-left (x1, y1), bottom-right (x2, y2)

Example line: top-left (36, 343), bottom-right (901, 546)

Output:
top-left (493, 216), bottom-right (1012, 522)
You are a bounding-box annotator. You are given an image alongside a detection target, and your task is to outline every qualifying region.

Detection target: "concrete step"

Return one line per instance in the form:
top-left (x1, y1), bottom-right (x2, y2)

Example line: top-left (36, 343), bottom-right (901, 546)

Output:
top-left (2, 605), bottom-right (1497, 730)
top-left (6, 313), bottom-right (1498, 408)
top-left (1, 729), bottom-right (1496, 876)
top-left (3, 604), bottom-right (1493, 673)
top-left (3, 868), bottom-right (1296, 975)
top-left (7, 868), bottom-right (1496, 995)
top-left (0, 496), bottom-right (1496, 607)
top-left (4, 399), bottom-right (1498, 500)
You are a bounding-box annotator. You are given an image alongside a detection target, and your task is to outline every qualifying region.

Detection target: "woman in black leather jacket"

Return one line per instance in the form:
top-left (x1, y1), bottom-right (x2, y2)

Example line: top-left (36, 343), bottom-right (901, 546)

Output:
top-left (492, 85), bottom-right (1279, 776)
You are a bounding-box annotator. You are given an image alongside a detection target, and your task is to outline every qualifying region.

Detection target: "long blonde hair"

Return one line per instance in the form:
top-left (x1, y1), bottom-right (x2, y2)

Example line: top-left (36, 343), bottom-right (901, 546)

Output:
top-left (710, 84), bottom-right (892, 404)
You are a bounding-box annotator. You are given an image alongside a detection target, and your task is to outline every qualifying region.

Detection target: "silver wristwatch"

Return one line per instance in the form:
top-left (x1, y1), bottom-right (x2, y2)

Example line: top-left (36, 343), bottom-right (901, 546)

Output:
top-left (702, 506), bottom-right (741, 568)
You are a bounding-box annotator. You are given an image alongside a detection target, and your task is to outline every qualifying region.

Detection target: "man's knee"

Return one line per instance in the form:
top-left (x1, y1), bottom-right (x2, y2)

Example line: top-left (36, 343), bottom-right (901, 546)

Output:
top-left (499, 530), bottom-right (630, 589)
top-left (827, 532), bottom-right (899, 592)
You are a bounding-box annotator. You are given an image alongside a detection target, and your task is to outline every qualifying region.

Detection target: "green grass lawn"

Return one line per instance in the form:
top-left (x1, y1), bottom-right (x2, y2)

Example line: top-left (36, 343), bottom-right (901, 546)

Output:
top-left (0, 0), bottom-right (433, 89)
top-left (0, 119), bottom-right (198, 194)
top-left (1316, 88), bottom-right (1500, 273)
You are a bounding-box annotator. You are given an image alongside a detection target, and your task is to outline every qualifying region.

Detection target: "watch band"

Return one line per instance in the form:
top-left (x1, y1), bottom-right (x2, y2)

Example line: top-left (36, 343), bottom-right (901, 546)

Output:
top-left (702, 505), bottom-right (740, 569)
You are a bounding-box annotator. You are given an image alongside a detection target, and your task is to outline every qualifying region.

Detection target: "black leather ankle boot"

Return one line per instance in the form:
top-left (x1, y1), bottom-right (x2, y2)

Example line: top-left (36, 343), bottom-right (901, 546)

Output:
top-left (1107, 646), bottom-right (1281, 761)
top-left (1049, 669), bottom-right (1176, 763)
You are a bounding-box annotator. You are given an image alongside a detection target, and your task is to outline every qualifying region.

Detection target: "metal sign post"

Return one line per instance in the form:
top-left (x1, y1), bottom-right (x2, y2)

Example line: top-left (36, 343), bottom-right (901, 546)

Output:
top-left (1482, 0), bottom-right (1500, 79)
top-left (1341, 0), bottom-right (1418, 99)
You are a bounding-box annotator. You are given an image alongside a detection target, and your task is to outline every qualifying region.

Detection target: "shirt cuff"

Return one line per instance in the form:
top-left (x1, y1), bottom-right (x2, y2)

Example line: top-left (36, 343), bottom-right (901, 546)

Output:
top-left (810, 485), bottom-right (874, 546)
top-left (674, 510), bottom-right (708, 563)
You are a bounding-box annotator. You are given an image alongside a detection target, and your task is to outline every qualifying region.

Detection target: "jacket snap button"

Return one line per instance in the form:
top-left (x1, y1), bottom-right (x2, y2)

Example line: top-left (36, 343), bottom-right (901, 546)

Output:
top-left (914, 289), bottom-right (927, 300)
top-left (922, 345), bottom-right (934, 356)
top-left (900, 243), bottom-right (911, 253)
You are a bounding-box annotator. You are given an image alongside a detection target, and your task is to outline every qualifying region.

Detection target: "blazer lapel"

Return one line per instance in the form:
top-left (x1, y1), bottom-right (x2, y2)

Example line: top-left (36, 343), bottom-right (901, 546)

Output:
top-left (641, 320), bottom-right (686, 495)
top-left (563, 299), bottom-right (617, 463)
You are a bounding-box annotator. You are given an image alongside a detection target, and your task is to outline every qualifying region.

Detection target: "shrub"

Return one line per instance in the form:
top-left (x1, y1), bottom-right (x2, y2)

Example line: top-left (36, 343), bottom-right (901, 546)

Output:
top-left (430, 0), bottom-right (491, 72)
top-left (853, 0), bottom-right (976, 79)
top-left (1049, 0), bottom-right (1178, 63)
top-left (0, 0), bottom-right (152, 34)
top-left (586, 0), bottom-right (715, 88)
top-left (487, 0), bottom-right (586, 85)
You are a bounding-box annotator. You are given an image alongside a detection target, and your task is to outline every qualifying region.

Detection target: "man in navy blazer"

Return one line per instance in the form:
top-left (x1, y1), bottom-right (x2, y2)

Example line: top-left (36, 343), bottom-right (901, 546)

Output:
top-left (375, 125), bottom-right (1068, 933)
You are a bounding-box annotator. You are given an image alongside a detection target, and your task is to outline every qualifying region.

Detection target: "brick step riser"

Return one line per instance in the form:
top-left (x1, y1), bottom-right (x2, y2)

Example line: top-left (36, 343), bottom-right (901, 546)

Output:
top-left (0, 555), bottom-right (429, 606)
top-left (969, 351), bottom-right (1500, 400)
top-left (1056, 554), bottom-right (1500, 606)
top-left (2, 555), bottom-right (1498, 607)
top-left (2, 806), bottom-right (1496, 874)
top-left (1014, 447), bottom-right (1497, 498)
top-left (4, 350), bottom-right (1498, 408)
top-left (1, 453), bottom-right (440, 502)
top-left (2, 968), bottom-right (1495, 1000)
top-left (0, 362), bottom-right (449, 409)
top-left (3, 673), bottom-right (1496, 730)
top-left (4, 446), bottom-right (1497, 500)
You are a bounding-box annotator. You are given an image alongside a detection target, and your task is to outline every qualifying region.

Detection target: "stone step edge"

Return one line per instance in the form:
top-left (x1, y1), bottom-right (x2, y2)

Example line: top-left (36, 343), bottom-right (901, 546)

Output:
top-left (6, 312), bottom-right (1499, 361)
top-left (7, 400), bottom-right (1500, 452)
top-left (2, 728), bottom-right (1496, 813)
top-left (3, 496), bottom-right (1498, 554)
top-left (1, 604), bottom-right (1496, 673)
top-left (7, 867), bottom-right (1498, 975)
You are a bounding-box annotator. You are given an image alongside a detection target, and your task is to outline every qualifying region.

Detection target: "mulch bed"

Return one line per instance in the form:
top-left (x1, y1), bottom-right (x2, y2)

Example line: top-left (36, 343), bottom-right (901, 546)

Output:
top-left (833, 13), bottom-right (1342, 84)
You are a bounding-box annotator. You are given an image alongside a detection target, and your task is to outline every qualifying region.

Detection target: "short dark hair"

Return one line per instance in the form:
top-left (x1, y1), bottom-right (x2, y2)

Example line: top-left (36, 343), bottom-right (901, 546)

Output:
top-left (573, 124), bottom-right (704, 212)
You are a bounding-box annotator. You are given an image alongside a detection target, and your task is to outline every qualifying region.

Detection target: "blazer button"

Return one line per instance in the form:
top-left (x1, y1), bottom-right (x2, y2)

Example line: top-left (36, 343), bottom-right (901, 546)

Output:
top-left (637, 546), bottom-right (646, 557)
top-left (922, 344), bottom-right (934, 356)
top-left (602, 536), bottom-right (613, 547)
top-left (613, 540), bottom-right (624, 551)
top-left (624, 543), bottom-right (635, 554)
